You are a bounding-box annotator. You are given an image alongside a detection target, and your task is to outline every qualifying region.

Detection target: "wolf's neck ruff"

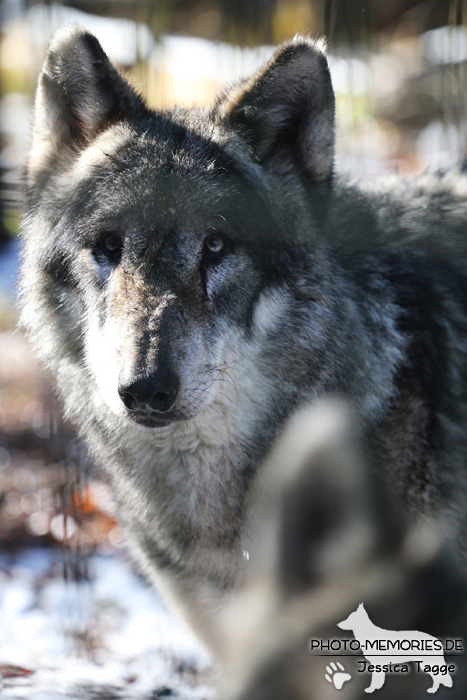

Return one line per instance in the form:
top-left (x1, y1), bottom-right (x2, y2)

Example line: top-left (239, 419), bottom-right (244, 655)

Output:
top-left (20, 26), bottom-right (467, 651)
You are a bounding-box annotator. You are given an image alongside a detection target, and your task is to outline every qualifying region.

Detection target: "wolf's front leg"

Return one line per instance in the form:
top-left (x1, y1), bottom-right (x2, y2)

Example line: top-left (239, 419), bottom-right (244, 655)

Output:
top-left (365, 670), bottom-right (386, 693)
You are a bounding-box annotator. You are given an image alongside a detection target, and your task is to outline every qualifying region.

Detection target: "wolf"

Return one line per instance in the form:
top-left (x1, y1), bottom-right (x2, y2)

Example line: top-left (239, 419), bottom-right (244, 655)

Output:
top-left (20, 26), bottom-right (467, 650)
top-left (218, 403), bottom-right (467, 700)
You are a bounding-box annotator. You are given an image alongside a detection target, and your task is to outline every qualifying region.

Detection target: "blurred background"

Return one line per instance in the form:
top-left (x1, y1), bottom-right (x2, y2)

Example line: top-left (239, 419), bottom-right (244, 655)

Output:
top-left (0, 1), bottom-right (467, 698)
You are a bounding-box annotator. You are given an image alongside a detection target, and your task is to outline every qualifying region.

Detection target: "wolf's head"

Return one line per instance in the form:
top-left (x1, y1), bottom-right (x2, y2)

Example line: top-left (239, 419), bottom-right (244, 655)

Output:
top-left (337, 603), bottom-right (368, 631)
top-left (21, 27), bottom-right (335, 429)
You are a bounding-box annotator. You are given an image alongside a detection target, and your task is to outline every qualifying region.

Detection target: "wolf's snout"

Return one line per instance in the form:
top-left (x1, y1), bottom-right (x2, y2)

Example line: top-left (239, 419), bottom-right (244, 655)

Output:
top-left (118, 369), bottom-right (179, 414)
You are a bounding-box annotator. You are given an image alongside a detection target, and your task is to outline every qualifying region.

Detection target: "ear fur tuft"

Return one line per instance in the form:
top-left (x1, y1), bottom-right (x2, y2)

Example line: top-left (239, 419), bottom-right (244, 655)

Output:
top-left (213, 36), bottom-right (335, 184)
top-left (28, 25), bottom-right (145, 186)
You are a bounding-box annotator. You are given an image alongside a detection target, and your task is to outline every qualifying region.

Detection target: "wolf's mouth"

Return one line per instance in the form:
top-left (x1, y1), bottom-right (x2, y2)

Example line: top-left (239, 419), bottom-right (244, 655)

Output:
top-left (125, 411), bottom-right (180, 429)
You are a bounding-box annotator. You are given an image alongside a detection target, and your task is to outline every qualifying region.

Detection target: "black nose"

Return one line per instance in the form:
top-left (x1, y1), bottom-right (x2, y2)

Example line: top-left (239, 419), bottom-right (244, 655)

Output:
top-left (118, 368), bottom-right (179, 414)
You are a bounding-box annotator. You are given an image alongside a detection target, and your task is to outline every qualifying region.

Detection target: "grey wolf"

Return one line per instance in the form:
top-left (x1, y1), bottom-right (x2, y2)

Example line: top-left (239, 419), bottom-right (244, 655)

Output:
top-left (219, 404), bottom-right (466, 700)
top-left (20, 26), bottom-right (467, 651)
top-left (338, 603), bottom-right (453, 694)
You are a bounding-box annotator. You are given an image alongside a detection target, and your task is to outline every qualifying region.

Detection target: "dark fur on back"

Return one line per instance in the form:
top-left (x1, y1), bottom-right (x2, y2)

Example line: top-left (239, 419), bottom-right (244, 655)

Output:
top-left (20, 27), bottom-right (467, 648)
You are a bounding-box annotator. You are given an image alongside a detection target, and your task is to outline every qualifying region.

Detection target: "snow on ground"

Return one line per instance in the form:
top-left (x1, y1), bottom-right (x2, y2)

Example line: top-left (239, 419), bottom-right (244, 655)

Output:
top-left (0, 548), bottom-right (215, 699)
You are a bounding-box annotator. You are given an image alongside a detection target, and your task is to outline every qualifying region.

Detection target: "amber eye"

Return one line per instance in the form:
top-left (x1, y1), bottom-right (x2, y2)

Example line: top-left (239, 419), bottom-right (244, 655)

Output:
top-left (94, 232), bottom-right (123, 264)
top-left (205, 234), bottom-right (225, 255)
top-left (102, 233), bottom-right (122, 255)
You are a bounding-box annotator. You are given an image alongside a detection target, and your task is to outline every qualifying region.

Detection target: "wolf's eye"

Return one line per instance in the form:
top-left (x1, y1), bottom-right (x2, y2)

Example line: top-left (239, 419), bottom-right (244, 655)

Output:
top-left (102, 233), bottom-right (122, 255)
top-left (201, 233), bottom-right (230, 298)
top-left (204, 234), bottom-right (225, 256)
top-left (94, 232), bottom-right (123, 264)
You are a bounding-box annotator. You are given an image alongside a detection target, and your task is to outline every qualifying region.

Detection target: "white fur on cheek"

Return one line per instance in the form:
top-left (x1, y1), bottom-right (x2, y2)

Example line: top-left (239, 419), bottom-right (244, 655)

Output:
top-left (84, 318), bottom-right (126, 416)
top-left (252, 288), bottom-right (289, 336)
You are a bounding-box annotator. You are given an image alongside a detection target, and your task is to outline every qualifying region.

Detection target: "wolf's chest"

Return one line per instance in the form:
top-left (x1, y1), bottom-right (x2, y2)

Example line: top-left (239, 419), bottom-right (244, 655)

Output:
top-left (114, 408), bottom-right (252, 548)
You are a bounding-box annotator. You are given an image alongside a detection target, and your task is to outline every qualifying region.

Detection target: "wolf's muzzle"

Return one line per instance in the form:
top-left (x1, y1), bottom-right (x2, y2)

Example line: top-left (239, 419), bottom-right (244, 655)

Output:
top-left (118, 368), bottom-right (179, 414)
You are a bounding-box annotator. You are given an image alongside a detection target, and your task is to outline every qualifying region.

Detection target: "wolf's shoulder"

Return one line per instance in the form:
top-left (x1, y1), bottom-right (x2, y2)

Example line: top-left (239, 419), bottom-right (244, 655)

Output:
top-left (324, 167), bottom-right (467, 260)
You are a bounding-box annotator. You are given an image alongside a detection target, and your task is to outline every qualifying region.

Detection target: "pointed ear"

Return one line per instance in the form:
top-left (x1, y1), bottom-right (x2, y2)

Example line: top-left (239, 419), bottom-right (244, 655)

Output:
top-left (213, 37), bottom-right (335, 184)
top-left (274, 403), bottom-right (373, 594)
top-left (245, 402), bottom-right (375, 597)
top-left (28, 26), bottom-right (146, 185)
top-left (271, 404), bottom-right (410, 595)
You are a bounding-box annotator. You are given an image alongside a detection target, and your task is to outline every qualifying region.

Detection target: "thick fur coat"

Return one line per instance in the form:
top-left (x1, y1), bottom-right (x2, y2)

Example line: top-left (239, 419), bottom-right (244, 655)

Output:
top-left (20, 27), bottom-right (467, 649)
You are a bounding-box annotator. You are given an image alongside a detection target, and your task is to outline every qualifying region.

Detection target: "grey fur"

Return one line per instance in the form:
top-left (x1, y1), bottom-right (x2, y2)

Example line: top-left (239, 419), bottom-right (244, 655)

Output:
top-left (20, 27), bottom-right (467, 649)
top-left (220, 403), bottom-right (467, 700)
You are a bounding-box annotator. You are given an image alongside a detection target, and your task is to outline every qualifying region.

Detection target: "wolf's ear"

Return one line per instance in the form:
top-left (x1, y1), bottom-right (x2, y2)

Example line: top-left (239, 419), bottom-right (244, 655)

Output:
top-left (246, 403), bottom-right (376, 596)
top-left (271, 405), bottom-right (410, 595)
top-left (275, 403), bottom-right (373, 593)
top-left (213, 37), bottom-right (335, 184)
top-left (28, 26), bottom-right (145, 185)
